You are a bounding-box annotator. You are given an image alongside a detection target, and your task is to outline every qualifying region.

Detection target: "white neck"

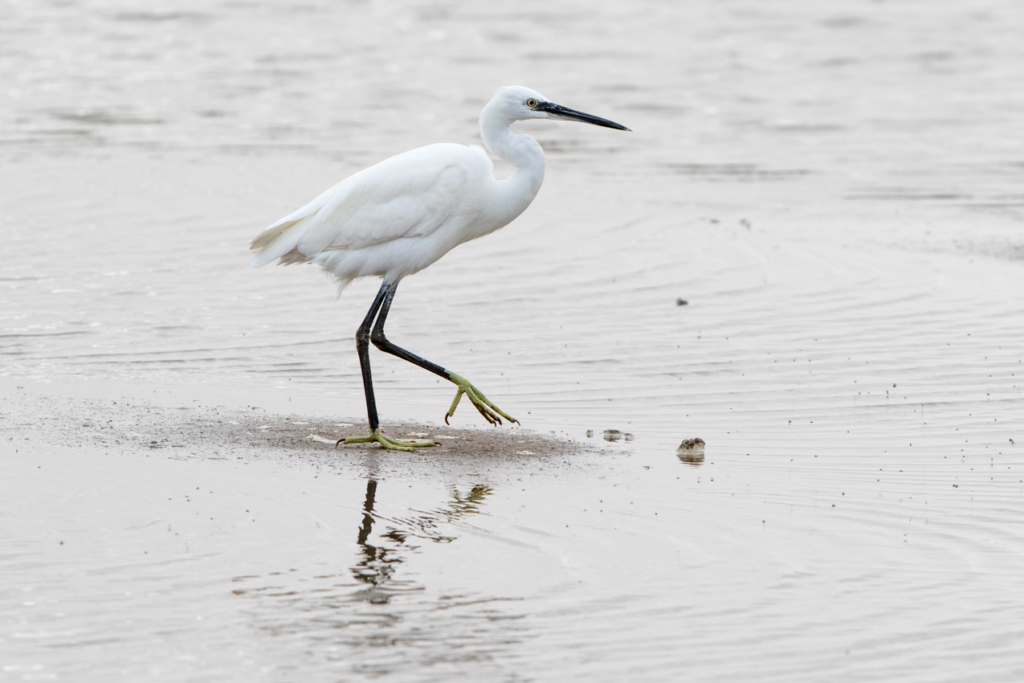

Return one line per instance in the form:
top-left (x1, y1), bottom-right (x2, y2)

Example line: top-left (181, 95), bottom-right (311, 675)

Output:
top-left (479, 99), bottom-right (545, 228)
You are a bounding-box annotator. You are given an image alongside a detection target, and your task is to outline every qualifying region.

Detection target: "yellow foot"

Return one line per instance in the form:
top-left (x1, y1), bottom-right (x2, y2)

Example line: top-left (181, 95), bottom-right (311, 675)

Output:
top-left (445, 372), bottom-right (519, 426)
top-left (336, 428), bottom-right (437, 452)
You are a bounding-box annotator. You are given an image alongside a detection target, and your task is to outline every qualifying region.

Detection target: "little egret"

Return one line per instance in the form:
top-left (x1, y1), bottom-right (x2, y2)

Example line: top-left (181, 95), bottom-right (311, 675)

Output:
top-left (250, 86), bottom-right (630, 451)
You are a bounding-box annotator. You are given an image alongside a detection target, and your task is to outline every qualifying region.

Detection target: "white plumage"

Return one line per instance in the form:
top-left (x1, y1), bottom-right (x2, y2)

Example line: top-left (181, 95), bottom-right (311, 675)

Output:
top-left (250, 143), bottom-right (496, 288)
top-left (249, 86), bottom-right (629, 450)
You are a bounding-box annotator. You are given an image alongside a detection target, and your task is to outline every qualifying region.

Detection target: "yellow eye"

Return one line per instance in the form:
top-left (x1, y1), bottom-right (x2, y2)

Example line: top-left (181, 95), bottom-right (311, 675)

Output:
top-left (526, 98), bottom-right (539, 108)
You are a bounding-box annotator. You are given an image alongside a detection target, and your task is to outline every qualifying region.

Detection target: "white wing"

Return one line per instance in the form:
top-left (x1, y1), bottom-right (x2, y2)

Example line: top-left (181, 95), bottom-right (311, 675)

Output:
top-left (250, 143), bottom-right (490, 267)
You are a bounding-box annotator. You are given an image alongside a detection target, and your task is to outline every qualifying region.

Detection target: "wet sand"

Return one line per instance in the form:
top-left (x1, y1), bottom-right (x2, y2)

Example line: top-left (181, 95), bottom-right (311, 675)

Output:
top-left (2, 382), bottom-right (613, 682)
top-left (2, 381), bottom-right (587, 465)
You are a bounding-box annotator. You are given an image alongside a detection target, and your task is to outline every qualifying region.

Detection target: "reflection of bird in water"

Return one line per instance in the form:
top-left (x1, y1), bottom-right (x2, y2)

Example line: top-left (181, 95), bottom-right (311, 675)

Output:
top-left (447, 485), bottom-right (491, 517)
top-left (351, 480), bottom-right (403, 602)
top-left (351, 479), bottom-right (493, 604)
top-left (250, 86), bottom-right (629, 450)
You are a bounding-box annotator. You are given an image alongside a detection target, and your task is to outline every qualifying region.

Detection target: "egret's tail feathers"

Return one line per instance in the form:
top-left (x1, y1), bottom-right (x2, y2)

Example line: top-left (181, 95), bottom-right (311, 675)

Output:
top-left (249, 218), bottom-right (307, 268)
top-left (332, 275), bottom-right (354, 299)
top-left (278, 248), bottom-right (310, 265)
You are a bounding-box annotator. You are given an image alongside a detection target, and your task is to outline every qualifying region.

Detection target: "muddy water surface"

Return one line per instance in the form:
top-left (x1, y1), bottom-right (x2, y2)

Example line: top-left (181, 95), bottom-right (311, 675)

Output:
top-left (2, 0), bottom-right (1024, 681)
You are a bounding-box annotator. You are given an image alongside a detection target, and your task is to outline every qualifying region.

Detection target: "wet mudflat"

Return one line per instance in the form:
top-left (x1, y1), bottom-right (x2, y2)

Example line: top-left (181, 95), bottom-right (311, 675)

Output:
top-left (3, 0), bottom-right (1024, 681)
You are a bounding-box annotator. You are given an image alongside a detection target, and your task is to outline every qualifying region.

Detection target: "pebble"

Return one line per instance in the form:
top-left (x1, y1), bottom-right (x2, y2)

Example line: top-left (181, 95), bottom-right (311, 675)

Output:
top-left (676, 438), bottom-right (706, 465)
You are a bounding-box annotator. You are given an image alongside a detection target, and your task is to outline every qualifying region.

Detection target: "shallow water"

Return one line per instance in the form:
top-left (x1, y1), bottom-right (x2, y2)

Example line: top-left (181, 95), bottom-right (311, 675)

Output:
top-left (2, 0), bottom-right (1024, 681)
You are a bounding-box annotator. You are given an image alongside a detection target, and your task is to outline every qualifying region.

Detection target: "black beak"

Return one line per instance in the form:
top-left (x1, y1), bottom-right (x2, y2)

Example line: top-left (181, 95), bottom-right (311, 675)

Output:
top-left (535, 102), bottom-right (631, 131)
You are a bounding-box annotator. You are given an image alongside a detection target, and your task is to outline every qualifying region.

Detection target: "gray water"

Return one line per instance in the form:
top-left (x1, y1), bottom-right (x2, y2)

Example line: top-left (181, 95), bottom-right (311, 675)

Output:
top-left (2, 0), bottom-right (1024, 681)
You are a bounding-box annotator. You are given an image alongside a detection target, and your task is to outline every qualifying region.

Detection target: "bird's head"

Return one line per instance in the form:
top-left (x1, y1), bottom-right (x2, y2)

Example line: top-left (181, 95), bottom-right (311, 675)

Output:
top-left (490, 85), bottom-right (631, 131)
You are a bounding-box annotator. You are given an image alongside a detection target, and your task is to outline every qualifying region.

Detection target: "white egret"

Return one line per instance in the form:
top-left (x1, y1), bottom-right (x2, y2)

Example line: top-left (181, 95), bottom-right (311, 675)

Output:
top-left (250, 86), bottom-right (630, 451)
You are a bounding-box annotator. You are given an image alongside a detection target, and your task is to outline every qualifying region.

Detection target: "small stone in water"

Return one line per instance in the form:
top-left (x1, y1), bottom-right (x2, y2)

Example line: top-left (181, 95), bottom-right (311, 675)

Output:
top-left (677, 438), bottom-right (705, 465)
top-left (677, 438), bottom-right (705, 452)
top-left (676, 298), bottom-right (688, 306)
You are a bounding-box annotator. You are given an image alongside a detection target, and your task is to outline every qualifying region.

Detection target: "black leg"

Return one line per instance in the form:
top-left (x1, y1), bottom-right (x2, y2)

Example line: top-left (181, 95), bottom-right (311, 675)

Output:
top-left (366, 280), bottom-right (518, 428)
top-left (370, 281), bottom-right (452, 380)
top-left (356, 282), bottom-right (393, 431)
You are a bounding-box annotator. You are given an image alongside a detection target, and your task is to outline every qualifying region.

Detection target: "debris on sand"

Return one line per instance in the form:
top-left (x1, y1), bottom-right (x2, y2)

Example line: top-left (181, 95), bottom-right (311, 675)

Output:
top-left (603, 429), bottom-right (633, 442)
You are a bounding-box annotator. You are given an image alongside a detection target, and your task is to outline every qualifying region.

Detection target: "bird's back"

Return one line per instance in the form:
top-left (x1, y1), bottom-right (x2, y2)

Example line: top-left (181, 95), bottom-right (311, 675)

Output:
top-left (250, 143), bottom-right (497, 285)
